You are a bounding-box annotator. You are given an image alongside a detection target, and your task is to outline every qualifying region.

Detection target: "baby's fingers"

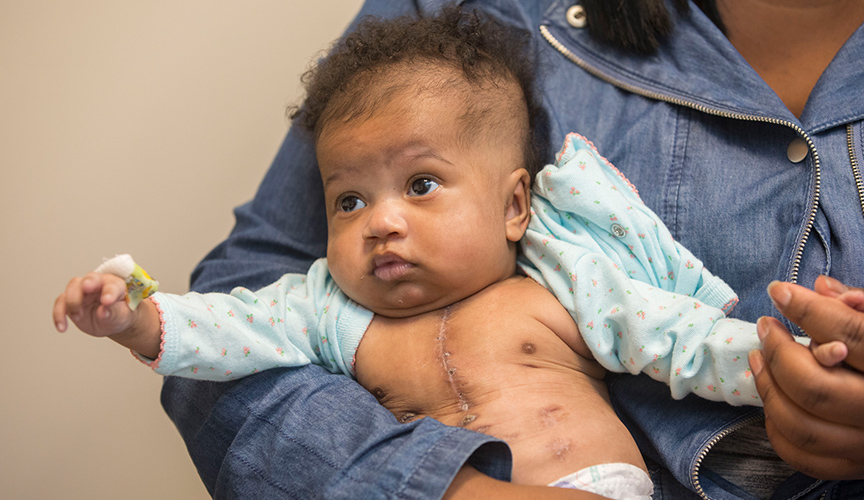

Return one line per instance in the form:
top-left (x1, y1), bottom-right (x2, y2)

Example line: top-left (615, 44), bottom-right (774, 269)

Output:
top-left (811, 340), bottom-right (849, 367)
top-left (54, 273), bottom-right (128, 336)
top-left (81, 272), bottom-right (127, 308)
top-left (53, 289), bottom-right (72, 332)
top-left (58, 275), bottom-right (87, 327)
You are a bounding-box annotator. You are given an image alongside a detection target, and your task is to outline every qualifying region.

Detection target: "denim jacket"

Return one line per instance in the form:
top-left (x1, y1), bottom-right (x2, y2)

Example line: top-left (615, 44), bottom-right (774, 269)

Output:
top-left (533, 2), bottom-right (864, 499)
top-left (164, 1), bottom-right (864, 498)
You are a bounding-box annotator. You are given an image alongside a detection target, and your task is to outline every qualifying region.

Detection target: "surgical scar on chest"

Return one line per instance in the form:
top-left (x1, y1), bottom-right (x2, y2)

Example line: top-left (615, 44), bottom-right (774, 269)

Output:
top-left (371, 386), bottom-right (421, 423)
top-left (437, 307), bottom-right (471, 414)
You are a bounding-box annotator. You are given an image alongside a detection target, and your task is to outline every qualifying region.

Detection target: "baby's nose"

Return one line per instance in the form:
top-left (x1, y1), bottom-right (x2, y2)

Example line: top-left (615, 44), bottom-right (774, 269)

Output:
top-left (363, 200), bottom-right (407, 239)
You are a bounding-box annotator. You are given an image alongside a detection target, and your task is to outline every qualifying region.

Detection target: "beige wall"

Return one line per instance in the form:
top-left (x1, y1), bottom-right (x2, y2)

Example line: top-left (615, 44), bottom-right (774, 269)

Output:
top-left (0, 1), bottom-right (363, 498)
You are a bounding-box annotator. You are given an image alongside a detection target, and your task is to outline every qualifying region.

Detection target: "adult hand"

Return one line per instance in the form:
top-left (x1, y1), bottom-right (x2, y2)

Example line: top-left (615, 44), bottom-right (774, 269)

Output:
top-left (748, 277), bottom-right (864, 480)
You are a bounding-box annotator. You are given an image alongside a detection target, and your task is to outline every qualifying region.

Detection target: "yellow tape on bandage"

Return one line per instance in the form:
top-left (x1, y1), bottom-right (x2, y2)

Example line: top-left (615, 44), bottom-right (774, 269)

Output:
top-left (94, 254), bottom-right (160, 310)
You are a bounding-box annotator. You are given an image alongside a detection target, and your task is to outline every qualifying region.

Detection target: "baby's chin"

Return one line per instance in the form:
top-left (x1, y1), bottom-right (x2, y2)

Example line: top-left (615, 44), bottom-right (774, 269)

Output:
top-left (357, 287), bottom-right (466, 319)
top-left (362, 297), bottom-right (452, 319)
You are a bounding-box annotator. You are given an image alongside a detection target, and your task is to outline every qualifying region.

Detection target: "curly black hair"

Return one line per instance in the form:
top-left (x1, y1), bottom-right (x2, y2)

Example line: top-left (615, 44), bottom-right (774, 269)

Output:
top-left (290, 5), bottom-right (549, 180)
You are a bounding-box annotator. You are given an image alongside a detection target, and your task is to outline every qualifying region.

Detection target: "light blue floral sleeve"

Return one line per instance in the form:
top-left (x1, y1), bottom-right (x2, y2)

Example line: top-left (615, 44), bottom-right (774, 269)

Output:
top-left (519, 133), bottom-right (761, 406)
top-left (140, 259), bottom-right (373, 381)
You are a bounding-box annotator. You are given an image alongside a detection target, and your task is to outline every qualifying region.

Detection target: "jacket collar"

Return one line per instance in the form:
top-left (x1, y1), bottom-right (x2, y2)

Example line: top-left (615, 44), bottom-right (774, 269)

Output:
top-left (542, 0), bottom-right (864, 133)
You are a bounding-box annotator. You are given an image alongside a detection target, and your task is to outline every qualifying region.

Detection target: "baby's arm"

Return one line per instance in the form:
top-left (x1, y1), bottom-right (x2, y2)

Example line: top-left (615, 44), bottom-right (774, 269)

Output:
top-left (53, 272), bottom-right (162, 359)
top-left (521, 134), bottom-right (757, 405)
top-left (523, 134), bottom-right (851, 404)
top-left (54, 258), bottom-right (373, 381)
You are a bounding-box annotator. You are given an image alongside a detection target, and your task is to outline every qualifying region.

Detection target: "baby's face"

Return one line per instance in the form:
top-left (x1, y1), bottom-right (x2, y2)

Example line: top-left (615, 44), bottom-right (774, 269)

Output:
top-left (316, 83), bottom-right (527, 318)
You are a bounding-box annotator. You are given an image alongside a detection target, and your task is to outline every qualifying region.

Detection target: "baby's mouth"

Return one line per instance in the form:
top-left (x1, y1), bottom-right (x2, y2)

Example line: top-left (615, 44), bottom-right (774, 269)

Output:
top-left (372, 254), bottom-right (414, 281)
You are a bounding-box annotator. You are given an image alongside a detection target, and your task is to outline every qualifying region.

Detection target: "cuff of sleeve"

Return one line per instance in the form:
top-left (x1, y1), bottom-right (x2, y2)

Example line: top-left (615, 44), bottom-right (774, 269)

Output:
top-left (336, 300), bottom-right (374, 376)
top-left (323, 423), bottom-right (511, 500)
top-left (130, 294), bottom-right (170, 371)
top-left (131, 292), bottom-right (176, 374)
top-left (402, 428), bottom-right (512, 496)
top-left (693, 271), bottom-right (739, 315)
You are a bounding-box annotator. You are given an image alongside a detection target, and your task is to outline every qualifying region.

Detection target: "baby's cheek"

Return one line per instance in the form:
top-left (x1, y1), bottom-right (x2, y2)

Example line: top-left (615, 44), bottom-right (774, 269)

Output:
top-left (327, 248), bottom-right (367, 298)
top-left (326, 244), bottom-right (350, 285)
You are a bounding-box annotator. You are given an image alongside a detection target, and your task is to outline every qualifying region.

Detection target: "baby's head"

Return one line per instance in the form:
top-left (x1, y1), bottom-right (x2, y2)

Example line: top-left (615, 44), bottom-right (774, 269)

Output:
top-left (294, 6), bottom-right (547, 318)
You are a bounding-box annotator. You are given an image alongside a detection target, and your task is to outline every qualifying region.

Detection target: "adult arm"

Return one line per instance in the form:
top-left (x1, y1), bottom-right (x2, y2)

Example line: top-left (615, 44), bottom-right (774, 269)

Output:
top-left (163, 363), bottom-right (515, 499)
top-left (162, 363), bottom-right (607, 499)
top-left (445, 467), bottom-right (608, 500)
top-left (749, 277), bottom-right (864, 480)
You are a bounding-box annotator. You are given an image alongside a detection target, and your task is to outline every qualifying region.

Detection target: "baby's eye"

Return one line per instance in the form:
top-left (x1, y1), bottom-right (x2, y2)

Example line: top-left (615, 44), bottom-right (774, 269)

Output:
top-left (408, 177), bottom-right (440, 197)
top-left (338, 196), bottom-right (366, 213)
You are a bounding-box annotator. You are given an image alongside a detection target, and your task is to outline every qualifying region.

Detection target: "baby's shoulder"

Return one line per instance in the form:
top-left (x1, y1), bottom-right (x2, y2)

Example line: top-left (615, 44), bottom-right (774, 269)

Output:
top-left (474, 275), bottom-right (565, 311)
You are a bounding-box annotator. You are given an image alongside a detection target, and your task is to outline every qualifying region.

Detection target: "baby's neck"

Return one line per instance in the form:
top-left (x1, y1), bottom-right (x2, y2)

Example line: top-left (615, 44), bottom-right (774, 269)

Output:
top-left (371, 271), bottom-right (522, 320)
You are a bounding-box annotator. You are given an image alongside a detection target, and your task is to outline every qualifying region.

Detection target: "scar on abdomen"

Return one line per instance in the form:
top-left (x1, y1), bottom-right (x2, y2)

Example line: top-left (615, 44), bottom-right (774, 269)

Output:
top-left (522, 342), bottom-right (536, 354)
top-left (460, 414), bottom-right (477, 426)
top-left (540, 405), bottom-right (562, 428)
top-left (548, 437), bottom-right (572, 462)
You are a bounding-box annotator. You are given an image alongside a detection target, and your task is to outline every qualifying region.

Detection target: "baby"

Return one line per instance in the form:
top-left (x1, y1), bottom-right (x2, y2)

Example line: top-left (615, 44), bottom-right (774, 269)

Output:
top-left (53, 7), bottom-right (848, 499)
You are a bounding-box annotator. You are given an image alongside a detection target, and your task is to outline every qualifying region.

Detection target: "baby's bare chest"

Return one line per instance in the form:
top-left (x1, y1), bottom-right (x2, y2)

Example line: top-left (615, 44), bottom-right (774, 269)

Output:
top-left (354, 277), bottom-right (604, 427)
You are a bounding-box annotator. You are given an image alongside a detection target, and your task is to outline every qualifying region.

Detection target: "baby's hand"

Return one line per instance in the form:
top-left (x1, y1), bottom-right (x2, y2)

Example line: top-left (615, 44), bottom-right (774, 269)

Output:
top-left (53, 272), bottom-right (137, 337)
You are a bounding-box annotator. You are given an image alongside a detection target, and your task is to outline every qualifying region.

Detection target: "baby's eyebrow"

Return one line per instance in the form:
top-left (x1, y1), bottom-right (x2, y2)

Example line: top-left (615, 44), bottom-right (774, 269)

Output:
top-left (404, 151), bottom-right (452, 164)
top-left (321, 142), bottom-right (454, 188)
top-left (397, 144), bottom-right (453, 165)
top-left (322, 166), bottom-right (360, 189)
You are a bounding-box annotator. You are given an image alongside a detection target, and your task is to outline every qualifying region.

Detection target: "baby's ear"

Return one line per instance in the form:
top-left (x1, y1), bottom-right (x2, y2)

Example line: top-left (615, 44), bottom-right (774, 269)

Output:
top-left (505, 169), bottom-right (531, 242)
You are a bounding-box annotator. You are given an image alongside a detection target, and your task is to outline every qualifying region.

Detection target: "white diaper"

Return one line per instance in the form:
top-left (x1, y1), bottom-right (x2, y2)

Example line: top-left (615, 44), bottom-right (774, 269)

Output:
top-left (548, 463), bottom-right (653, 500)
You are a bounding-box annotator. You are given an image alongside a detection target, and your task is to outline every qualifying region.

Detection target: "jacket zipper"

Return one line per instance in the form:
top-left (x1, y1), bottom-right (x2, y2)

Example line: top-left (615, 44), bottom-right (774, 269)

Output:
top-left (689, 414), bottom-right (764, 500)
top-left (848, 123), bottom-right (864, 217)
top-left (539, 25), bottom-right (821, 284)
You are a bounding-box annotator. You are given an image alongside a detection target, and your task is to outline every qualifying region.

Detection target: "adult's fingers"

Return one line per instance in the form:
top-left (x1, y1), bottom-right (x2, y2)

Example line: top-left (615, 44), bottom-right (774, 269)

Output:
top-left (751, 318), bottom-right (864, 480)
top-left (768, 281), bottom-right (864, 372)
top-left (813, 275), bottom-right (864, 298)
top-left (756, 316), bottom-right (864, 425)
top-left (764, 413), bottom-right (864, 480)
top-left (751, 345), bottom-right (862, 456)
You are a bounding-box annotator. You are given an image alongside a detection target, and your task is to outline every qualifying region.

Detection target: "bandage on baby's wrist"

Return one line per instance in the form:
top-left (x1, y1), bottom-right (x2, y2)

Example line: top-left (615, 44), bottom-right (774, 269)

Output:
top-left (94, 254), bottom-right (159, 310)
